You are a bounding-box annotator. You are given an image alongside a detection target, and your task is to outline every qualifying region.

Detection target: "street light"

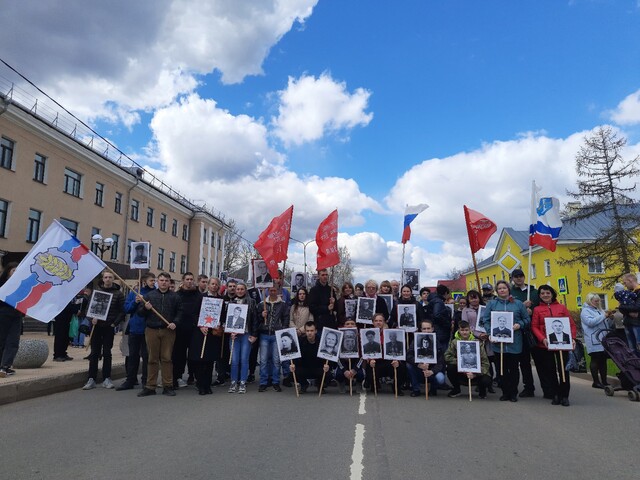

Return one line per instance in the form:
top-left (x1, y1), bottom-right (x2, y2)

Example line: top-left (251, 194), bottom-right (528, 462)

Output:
top-left (91, 234), bottom-right (114, 260)
top-left (290, 237), bottom-right (316, 278)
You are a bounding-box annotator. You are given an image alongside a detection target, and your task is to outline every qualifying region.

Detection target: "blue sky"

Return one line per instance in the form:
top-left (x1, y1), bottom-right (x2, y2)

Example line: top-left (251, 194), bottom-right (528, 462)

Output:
top-left (2, 0), bottom-right (640, 283)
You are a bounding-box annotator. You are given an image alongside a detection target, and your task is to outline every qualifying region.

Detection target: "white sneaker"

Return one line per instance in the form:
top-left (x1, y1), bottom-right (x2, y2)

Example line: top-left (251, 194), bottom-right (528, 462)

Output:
top-left (238, 382), bottom-right (246, 394)
top-left (177, 378), bottom-right (188, 388)
top-left (102, 378), bottom-right (114, 389)
top-left (228, 381), bottom-right (237, 393)
top-left (82, 378), bottom-right (96, 390)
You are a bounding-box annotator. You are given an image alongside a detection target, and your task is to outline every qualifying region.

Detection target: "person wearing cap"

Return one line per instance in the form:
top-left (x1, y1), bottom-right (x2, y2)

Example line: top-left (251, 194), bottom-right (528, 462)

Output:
top-left (481, 283), bottom-right (495, 303)
top-left (509, 268), bottom-right (540, 398)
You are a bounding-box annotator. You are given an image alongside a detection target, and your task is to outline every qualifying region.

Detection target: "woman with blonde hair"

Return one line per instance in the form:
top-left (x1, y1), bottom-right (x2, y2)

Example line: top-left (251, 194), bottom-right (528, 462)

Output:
top-left (581, 292), bottom-right (613, 389)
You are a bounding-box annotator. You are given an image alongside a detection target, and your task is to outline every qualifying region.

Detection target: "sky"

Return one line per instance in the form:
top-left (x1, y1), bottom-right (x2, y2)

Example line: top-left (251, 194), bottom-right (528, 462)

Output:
top-left (2, 0), bottom-right (640, 285)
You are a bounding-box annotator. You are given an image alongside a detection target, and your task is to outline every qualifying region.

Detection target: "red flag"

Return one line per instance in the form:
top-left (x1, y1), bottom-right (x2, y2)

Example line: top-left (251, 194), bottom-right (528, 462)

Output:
top-left (316, 209), bottom-right (340, 271)
top-left (464, 205), bottom-right (497, 253)
top-left (253, 205), bottom-right (294, 279)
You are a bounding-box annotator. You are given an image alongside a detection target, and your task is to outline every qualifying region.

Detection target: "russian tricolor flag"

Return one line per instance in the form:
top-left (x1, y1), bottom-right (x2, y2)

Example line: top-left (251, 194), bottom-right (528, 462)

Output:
top-left (402, 204), bottom-right (429, 244)
top-left (529, 184), bottom-right (562, 252)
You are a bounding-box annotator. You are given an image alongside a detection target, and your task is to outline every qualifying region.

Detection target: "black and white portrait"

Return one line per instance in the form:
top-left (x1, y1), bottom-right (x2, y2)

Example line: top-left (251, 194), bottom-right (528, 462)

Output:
top-left (397, 304), bottom-right (417, 332)
top-left (317, 327), bottom-right (343, 362)
top-left (490, 311), bottom-right (514, 344)
top-left (198, 297), bottom-right (223, 329)
top-left (545, 317), bottom-right (573, 351)
top-left (290, 271), bottom-right (306, 293)
top-left (224, 304), bottom-right (249, 334)
top-left (457, 340), bottom-right (481, 373)
top-left (383, 328), bottom-right (406, 361)
top-left (379, 294), bottom-right (393, 319)
top-left (356, 297), bottom-right (375, 325)
top-left (339, 327), bottom-right (360, 359)
top-left (344, 299), bottom-right (357, 321)
top-left (360, 328), bottom-right (382, 359)
top-left (253, 259), bottom-right (273, 288)
top-left (475, 305), bottom-right (487, 333)
top-left (247, 287), bottom-right (262, 303)
top-left (414, 332), bottom-right (437, 364)
top-left (309, 274), bottom-right (319, 287)
top-left (276, 328), bottom-right (302, 361)
top-left (88, 290), bottom-right (113, 321)
top-left (402, 268), bottom-right (420, 296)
top-left (130, 241), bottom-right (150, 269)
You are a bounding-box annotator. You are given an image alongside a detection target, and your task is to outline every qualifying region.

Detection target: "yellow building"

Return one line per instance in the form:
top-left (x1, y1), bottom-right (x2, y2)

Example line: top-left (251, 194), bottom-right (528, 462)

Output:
top-left (464, 226), bottom-right (616, 312)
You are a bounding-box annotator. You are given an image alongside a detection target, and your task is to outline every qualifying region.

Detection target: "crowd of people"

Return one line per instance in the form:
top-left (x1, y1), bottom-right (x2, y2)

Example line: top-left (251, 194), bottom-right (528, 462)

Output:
top-left (1, 263), bottom-right (639, 406)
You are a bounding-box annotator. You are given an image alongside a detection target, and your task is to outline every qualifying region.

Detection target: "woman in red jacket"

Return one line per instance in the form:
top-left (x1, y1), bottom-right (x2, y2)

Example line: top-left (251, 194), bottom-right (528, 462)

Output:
top-left (531, 285), bottom-right (577, 407)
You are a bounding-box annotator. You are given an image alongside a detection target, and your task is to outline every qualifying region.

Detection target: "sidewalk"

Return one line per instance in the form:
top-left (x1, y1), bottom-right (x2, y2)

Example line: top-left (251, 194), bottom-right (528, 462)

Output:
top-left (0, 332), bottom-right (126, 405)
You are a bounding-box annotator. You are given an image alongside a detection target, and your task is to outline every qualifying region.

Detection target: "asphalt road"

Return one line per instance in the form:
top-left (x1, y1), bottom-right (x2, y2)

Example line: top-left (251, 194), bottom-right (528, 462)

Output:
top-left (1, 375), bottom-right (638, 480)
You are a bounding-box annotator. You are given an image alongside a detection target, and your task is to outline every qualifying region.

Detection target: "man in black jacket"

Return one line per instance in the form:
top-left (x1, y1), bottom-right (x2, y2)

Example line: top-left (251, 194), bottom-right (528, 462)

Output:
top-left (308, 269), bottom-right (336, 333)
top-left (137, 272), bottom-right (183, 397)
top-left (173, 273), bottom-right (202, 389)
top-left (289, 321), bottom-right (330, 393)
top-left (426, 285), bottom-right (452, 352)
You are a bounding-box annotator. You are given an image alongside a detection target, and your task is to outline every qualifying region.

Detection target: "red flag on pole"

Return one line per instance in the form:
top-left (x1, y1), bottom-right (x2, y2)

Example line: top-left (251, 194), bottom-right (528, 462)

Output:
top-left (464, 205), bottom-right (497, 253)
top-left (253, 205), bottom-right (294, 279)
top-left (316, 209), bottom-right (340, 271)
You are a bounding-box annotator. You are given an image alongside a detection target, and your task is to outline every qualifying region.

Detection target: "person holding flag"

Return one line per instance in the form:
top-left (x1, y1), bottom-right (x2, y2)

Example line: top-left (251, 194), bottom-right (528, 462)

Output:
top-left (529, 182), bottom-right (563, 253)
top-left (0, 263), bottom-right (22, 378)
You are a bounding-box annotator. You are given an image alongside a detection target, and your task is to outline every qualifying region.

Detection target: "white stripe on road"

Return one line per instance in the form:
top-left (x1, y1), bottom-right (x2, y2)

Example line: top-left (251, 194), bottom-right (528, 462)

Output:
top-left (358, 391), bottom-right (366, 415)
top-left (350, 423), bottom-right (365, 480)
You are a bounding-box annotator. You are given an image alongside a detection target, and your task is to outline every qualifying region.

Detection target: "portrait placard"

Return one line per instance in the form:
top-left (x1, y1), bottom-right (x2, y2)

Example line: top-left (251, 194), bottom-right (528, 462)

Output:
top-left (379, 294), bottom-right (393, 318)
top-left (545, 317), bottom-right (573, 350)
top-left (360, 328), bottom-right (382, 359)
top-left (402, 268), bottom-right (420, 296)
top-left (356, 297), bottom-right (375, 325)
top-left (87, 290), bottom-right (113, 321)
top-left (383, 328), bottom-right (406, 360)
top-left (339, 327), bottom-right (360, 359)
top-left (457, 340), bottom-right (481, 373)
top-left (290, 271), bottom-right (306, 294)
top-left (414, 332), bottom-right (437, 364)
top-left (253, 259), bottom-right (273, 288)
top-left (224, 303), bottom-right (249, 334)
top-left (397, 304), bottom-right (417, 332)
top-left (130, 241), bottom-right (150, 269)
top-left (197, 297), bottom-right (223, 329)
top-left (475, 305), bottom-right (487, 333)
top-left (344, 299), bottom-right (357, 321)
top-left (247, 287), bottom-right (262, 303)
top-left (317, 327), bottom-right (343, 362)
top-left (490, 311), bottom-right (514, 343)
top-left (276, 328), bottom-right (301, 361)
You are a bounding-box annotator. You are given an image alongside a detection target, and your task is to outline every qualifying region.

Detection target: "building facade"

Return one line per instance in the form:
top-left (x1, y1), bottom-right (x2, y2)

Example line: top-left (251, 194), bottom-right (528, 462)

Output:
top-left (0, 93), bottom-right (229, 279)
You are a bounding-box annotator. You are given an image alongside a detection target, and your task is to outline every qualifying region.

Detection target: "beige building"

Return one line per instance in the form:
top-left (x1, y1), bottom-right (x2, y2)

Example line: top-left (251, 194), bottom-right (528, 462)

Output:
top-left (0, 90), bottom-right (229, 279)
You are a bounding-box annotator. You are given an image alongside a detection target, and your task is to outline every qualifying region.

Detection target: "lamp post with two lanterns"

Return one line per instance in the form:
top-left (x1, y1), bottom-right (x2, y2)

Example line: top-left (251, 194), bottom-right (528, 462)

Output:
top-left (91, 234), bottom-right (114, 260)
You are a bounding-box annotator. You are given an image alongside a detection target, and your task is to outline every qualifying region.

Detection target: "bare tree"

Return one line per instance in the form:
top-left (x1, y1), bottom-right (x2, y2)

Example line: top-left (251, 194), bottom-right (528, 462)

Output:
top-left (223, 219), bottom-right (255, 273)
top-left (330, 245), bottom-right (354, 288)
top-left (562, 126), bottom-right (640, 286)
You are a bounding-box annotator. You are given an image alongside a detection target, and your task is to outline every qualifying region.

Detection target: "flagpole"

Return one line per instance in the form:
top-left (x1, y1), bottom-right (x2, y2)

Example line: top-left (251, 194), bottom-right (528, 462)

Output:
top-left (471, 250), bottom-right (481, 293)
top-left (401, 203), bottom-right (408, 289)
top-left (527, 180), bottom-right (536, 303)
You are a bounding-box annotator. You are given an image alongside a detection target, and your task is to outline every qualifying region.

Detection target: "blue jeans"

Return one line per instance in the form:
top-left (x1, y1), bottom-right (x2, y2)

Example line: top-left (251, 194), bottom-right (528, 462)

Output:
top-left (230, 334), bottom-right (251, 383)
top-left (625, 325), bottom-right (640, 355)
top-left (406, 363), bottom-right (445, 392)
top-left (259, 334), bottom-right (281, 386)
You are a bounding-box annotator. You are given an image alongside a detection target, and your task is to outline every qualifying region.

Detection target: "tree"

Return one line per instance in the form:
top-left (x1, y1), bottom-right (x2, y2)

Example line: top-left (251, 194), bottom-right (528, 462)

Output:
top-left (223, 219), bottom-right (255, 273)
top-left (329, 245), bottom-right (354, 288)
top-left (562, 126), bottom-right (640, 286)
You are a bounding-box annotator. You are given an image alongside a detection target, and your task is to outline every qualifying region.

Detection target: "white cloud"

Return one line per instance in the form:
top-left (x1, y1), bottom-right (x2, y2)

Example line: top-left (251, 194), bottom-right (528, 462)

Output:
top-left (609, 89), bottom-right (640, 125)
top-left (0, 0), bottom-right (318, 124)
top-left (272, 73), bottom-right (373, 146)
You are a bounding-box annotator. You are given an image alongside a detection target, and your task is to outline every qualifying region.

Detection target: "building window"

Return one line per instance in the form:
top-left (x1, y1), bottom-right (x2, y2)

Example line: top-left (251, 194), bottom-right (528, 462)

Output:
top-left (181, 255), bottom-right (187, 274)
top-left (169, 252), bottom-right (176, 272)
top-left (115, 192), bottom-right (122, 214)
top-left (90, 227), bottom-right (101, 255)
top-left (530, 264), bottom-right (537, 279)
top-left (544, 260), bottom-right (551, 277)
top-left (157, 248), bottom-right (165, 270)
top-left (588, 256), bottom-right (605, 274)
top-left (130, 199), bottom-right (139, 221)
top-left (209, 260), bottom-right (214, 277)
top-left (33, 154), bottom-right (46, 183)
top-left (218, 236), bottom-right (221, 250)
top-left (201, 259), bottom-right (205, 274)
top-left (1, 137), bottom-right (15, 170)
top-left (110, 234), bottom-right (119, 261)
top-left (182, 224), bottom-right (188, 241)
top-left (211, 231), bottom-right (215, 247)
top-left (492, 274), bottom-right (496, 285)
top-left (59, 217), bottom-right (78, 236)
top-left (172, 219), bottom-right (178, 237)
top-left (95, 182), bottom-right (104, 206)
top-left (63, 168), bottom-right (82, 197)
top-left (26, 209), bottom-right (42, 243)
top-left (597, 294), bottom-right (608, 309)
top-left (160, 213), bottom-right (167, 232)
top-left (203, 227), bottom-right (208, 244)
top-left (0, 199), bottom-right (8, 237)
top-left (146, 207), bottom-right (154, 227)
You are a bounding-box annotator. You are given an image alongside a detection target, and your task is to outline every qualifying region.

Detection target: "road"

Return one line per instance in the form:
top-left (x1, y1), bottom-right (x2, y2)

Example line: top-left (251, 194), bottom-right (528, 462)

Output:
top-left (1, 375), bottom-right (637, 480)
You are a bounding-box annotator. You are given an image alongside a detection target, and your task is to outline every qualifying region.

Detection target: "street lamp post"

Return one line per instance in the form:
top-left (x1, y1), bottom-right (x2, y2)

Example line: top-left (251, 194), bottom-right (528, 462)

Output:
top-left (91, 234), bottom-right (114, 260)
top-left (290, 237), bottom-right (316, 278)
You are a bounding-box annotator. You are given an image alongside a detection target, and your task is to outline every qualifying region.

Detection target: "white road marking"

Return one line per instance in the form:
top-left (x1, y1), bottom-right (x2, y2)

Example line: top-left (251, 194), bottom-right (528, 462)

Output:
top-left (350, 423), bottom-right (365, 480)
top-left (358, 391), bottom-right (366, 415)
